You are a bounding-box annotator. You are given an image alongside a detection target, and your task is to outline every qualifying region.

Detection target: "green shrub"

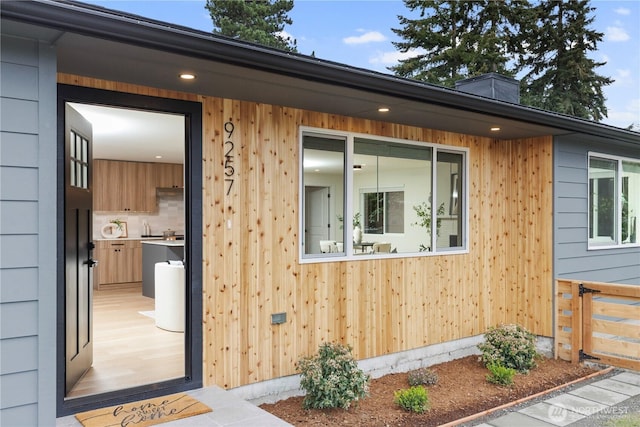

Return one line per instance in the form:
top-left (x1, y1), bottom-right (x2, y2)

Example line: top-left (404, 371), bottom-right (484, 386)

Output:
top-left (394, 386), bottom-right (429, 413)
top-left (486, 362), bottom-right (516, 386)
top-left (478, 324), bottom-right (538, 373)
top-left (296, 342), bottom-right (370, 410)
top-left (408, 367), bottom-right (439, 386)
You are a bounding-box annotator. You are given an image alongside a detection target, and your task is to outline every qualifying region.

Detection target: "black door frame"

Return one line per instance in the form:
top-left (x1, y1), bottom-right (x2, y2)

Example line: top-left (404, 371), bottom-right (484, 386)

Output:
top-left (56, 84), bottom-right (203, 416)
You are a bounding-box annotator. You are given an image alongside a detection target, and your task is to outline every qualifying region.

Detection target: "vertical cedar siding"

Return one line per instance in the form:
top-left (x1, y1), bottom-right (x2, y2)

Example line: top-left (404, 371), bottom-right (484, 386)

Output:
top-left (57, 74), bottom-right (554, 390)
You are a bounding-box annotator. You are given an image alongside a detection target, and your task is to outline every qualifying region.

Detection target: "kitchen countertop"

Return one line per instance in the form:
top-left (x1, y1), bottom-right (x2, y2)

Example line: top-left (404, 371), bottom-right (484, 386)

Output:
top-left (141, 240), bottom-right (184, 247)
top-left (94, 237), bottom-right (164, 241)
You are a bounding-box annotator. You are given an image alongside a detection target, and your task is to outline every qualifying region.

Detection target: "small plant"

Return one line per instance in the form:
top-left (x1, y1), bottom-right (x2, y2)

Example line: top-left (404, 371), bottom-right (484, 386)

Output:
top-left (296, 342), bottom-right (370, 410)
top-left (394, 386), bottom-right (429, 413)
top-left (408, 367), bottom-right (439, 386)
top-left (486, 362), bottom-right (516, 386)
top-left (478, 324), bottom-right (538, 373)
top-left (110, 219), bottom-right (124, 230)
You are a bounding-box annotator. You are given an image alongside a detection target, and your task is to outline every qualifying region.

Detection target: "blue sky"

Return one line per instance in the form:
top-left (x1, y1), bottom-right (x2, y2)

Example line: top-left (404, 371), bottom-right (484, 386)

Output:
top-left (84, 0), bottom-right (639, 130)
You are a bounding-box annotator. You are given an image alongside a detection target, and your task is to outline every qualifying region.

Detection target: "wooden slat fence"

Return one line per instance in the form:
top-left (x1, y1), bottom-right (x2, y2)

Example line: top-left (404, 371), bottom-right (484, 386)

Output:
top-left (555, 279), bottom-right (640, 371)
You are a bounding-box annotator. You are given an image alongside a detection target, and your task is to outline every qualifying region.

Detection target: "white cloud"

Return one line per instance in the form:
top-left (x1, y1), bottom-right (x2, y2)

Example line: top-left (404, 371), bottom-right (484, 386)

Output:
top-left (606, 26), bottom-right (630, 42)
top-left (615, 7), bottom-right (631, 16)
top-left (369, 48), bottom-right (426, 65)
top-left (604, 98), bottom-right (640, 129)
top-left (343, 31), bottom-right (386, 45)
top-left (277, 30), bottom-right (295, 41)
top-left (611, 69), bottom-right (633, 87)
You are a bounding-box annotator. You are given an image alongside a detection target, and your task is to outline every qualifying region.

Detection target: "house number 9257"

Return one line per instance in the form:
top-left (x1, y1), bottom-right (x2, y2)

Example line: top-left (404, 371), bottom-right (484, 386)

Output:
top-left (224, 121), bottom-right (235, 196)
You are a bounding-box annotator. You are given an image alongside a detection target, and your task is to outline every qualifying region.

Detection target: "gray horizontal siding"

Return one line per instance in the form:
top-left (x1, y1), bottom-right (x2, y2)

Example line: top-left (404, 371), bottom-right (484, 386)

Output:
top-left (0, 201), bottom-right (38, 234)
top-left (0, 166), bottom-right (38, 200)
top-left (554, 135), bottom-right (640, 285)
top-left (0, 62), bottom-right (39, 101)
top-left (0, 268), bottom-right (38, 303)
top-left (0, 235), bottom-right (38, 269)
top-left (0, 98), bottom-right (39, 134)
top-left (0, 371), bottom-right (38, 410)
top-left (0, 337), bottom-right (38, 375)
top-left (0, 301), bottom-right (38, 339)
top-left (0, 133), bottom-right (39, 167)
top-left (1, 33), bottom-right (57, 424)
top-left (0, 402), bottom-right (38, 427)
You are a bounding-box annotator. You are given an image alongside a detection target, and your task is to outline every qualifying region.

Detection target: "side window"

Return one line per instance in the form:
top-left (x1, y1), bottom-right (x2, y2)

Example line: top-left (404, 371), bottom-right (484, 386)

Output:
top-left (302, 134), bottom-right (346, 256)
top-left (589, 154), bottom-right (640, 248)
top-left (436, 151), bottom-right (464, 249)
top-left (622, 161), bottom-right (640, 245)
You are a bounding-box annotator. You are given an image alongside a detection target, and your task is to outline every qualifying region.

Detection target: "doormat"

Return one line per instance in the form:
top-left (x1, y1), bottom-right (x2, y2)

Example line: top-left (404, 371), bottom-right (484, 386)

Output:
top-left (74, 393), bottom-right (212, 427)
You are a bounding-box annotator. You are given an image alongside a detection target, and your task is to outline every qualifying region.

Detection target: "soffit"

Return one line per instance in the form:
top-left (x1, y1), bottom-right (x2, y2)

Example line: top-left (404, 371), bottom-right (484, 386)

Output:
top-left (4, 12), bottom-right (637, 145)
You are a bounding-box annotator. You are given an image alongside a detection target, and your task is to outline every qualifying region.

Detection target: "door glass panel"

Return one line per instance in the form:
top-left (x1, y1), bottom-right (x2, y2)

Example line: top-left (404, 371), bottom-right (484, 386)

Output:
top-left (75, 134), bottom-right (82, 162)
top-left (70, 159), bottom-right (76, 187)
top-left (70, 131), bottom-right (76, 158)
top-left (81, 136), bottom-right (88, 162)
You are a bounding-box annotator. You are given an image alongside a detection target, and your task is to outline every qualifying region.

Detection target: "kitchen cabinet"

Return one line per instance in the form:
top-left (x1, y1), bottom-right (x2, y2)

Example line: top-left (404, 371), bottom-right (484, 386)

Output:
top-left (93, 160), bottom-right (183, 212)
top-left (95, 240), bottom-right (142, 287)
top-left (155, 162), bottom-right (183, 189)
top-left (142, 241), bottom-right (184, 298)
top-left (93, 159), bottom-right (155, 212)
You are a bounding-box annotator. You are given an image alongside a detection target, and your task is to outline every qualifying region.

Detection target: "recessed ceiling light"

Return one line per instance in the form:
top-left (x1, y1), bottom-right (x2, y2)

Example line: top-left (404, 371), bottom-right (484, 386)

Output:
top-left (378, 107), bottom-right (390, 113)
top-left (179, 73), bottom-right (196, 80)
top-left (155, 155), bottom-right (163, 159)
top-left (490, 126), bottom-right (501, 132)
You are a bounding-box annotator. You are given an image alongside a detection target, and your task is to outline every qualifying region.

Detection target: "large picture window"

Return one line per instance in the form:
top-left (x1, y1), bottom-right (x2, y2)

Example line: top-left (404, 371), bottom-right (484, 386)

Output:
top-left (589, 154), bottom-right (639, 248)
top-left (301, 129), bottom-right (467, 260)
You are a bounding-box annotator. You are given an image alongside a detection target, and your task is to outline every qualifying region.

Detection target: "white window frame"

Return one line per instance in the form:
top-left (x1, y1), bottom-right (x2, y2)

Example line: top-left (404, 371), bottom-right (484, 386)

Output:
top-left (299, 126), bottom-right (469, 263)
top-left (588, 152), bottom-right (640, 250)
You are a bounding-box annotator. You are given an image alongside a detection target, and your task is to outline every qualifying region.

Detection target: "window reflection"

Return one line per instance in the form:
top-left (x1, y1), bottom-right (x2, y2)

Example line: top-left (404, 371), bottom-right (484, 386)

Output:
top-left (302, 135), bottom-right (345, 255)
top-left (354, 138), bottom-right (431, 254)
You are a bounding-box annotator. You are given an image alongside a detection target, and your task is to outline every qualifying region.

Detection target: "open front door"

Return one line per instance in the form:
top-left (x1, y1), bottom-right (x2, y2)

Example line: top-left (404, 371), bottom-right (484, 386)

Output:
top-left (65, 104), bottom-right (96, 393)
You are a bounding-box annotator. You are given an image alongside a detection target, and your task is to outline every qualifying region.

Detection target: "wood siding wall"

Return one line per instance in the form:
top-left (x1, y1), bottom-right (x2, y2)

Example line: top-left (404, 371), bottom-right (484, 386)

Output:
top-left (58, 74), bottom-right (554, 391)
top-left (1, 35), bottom-right (57, 425)
top-left (554, 134), bottom-right (640, 285)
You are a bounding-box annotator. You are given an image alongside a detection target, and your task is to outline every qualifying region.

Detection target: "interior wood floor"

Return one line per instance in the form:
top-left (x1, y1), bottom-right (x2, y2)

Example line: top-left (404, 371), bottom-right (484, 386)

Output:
top-left (67, 283), bottom-right (184, 398)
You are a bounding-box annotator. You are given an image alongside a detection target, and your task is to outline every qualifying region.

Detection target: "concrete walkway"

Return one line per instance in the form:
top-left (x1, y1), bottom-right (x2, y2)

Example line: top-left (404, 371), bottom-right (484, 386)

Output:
top-left (469, 370), bottom-right (640, 427)
top-left (56, 385), bottom-right (293, 427)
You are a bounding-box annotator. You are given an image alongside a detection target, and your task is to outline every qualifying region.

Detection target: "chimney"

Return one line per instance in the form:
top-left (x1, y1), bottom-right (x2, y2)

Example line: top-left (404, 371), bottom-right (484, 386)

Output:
top-left (455, 73), bottom-right (520, 104)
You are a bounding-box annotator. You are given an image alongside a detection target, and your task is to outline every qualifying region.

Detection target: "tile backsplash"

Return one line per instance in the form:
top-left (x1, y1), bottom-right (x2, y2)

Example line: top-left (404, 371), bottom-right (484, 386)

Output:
top-left (94, 190), bottom-right (185, 239)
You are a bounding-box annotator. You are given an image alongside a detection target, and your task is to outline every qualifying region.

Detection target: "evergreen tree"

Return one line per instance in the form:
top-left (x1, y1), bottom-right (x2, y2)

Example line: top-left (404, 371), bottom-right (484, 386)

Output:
top-left (205, 0), bottom-right (297, 52)
top-left (390, 0), bottom-right (530, 87)
top-left (519, 0), bottom-right (612, 121)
